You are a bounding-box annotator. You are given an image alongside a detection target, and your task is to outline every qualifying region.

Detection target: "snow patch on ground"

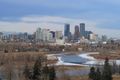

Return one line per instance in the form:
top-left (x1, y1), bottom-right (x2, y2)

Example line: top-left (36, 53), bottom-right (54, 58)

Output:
top-left (55, 57), bottom-right (86, 66)
top-left (78, 52), bottom-right (99, 60)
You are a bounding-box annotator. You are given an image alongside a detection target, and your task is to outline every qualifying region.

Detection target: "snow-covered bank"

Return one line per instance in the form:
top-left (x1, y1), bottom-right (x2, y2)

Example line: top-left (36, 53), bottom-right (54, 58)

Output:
top-left (78, 52), bottom-right (104, 65)
top-left (79, 52), bottom-right (120, 65)
top-left (55, 57), bottom-right (83, 66)
top-left (78, 52), bottom-right (99, 60)
top-left (47, 53), bottom-right (88, 66)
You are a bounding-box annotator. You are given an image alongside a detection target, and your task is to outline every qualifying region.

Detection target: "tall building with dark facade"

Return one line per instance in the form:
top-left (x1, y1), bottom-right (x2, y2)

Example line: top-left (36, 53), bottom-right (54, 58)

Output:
top-left (64, 24), bottom-right (70, 37)
top-left (74, 25), bottom-right (80, 40)
top-left (50, 31), bottom-right (55, 38)
top-left (80, 23), bottom-right (85, 37)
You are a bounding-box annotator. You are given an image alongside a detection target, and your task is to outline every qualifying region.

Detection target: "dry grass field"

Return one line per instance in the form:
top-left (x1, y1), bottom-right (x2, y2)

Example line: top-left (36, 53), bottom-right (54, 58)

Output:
top-left (0, 52), bottom-right (47, 66)
top-left (90, 51), bottom-right (120, 60)
top-left (56, 75), bottom-right (120, 80)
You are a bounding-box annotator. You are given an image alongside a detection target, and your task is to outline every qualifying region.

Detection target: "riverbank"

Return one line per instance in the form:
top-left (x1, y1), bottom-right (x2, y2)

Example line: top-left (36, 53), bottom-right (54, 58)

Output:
top-left (90, 51), bottom-right (120, 60)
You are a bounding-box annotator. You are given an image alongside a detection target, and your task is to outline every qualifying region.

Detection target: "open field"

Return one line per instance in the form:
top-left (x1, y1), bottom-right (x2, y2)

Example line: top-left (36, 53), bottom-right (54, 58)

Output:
top-left (56, 75), bottom-right (120, 80)
top-left (56, 76), bottom-right (89, 80)
top-left (113, 75), bottom-right (120, 80)
top-left (55, 65), bottom-right (85, 71)
top-left (90, 51), bottom-right (120, 60)
top-left (0, 52), bottom-right (47, 66)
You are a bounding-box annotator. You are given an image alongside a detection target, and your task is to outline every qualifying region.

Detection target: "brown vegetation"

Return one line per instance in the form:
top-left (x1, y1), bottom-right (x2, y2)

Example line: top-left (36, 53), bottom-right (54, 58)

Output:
top-left (57, 75), bottom-right (120, 80)
top-left (55, 65), bottom-right (85, 71)
top-left (113, 75), bottom-right (120, 80)
top-left (0, 52), bottom-right (47, 67)
top-left (90, 51), bottom-right (120, 59)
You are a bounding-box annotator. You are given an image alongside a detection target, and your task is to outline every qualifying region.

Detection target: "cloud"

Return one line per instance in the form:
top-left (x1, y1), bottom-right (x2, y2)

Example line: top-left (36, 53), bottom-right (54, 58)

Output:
top-left (21, 16), bottom-right (97, 32)
top-left (0, 16), bottom-right (96, 33)
top-left (0, 0), bottom-right (120, 22)
top-left (0, 16), bottom-right (120, 38)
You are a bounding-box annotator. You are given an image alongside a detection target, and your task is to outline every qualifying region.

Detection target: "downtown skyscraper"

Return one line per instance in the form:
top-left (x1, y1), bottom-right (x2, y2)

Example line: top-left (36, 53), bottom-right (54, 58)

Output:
top-left (74, 25), bottom-right (80, 40)
top-left (64, 24), bottom-right (70, 38)
top-left (80, 23), bottom-right (85, 38)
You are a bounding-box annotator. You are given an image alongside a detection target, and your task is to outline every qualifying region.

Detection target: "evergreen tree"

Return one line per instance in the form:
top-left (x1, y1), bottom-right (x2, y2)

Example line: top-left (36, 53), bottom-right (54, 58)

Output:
top-left (23, 64), bottom-right (31, 80)
top-left (96, 68), bottom-right (101, 80)
top-left (32, 57), bottom-right (42, 80)
top-left (42, 65), bottom-right (49, 80)
top-left (102, 58), bottom-right (112, 80)
top-left (49, 66), bottom-right (56, 80)
top-left (118, 65), bottom-right (120, 74)
top-left (112, 61), bottom-right (118, 74)
top-left (89, 67), bottom-right (96, 80)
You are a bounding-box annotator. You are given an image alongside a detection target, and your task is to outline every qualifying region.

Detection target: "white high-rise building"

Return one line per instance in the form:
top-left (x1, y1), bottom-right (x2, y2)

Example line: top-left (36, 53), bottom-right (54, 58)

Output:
top-left (42, 29), bottom-right (50, 41)
top-left (55, 31), bottom-right (63, 39)
top-left (0, 32), bottom-right (3, 41)
top-left (89, 33), bottom-right (98, 41)
top-left (35, 28), bottom-right (55, 42)
top-left (48, 33), bottom-right (53, 41)
top-left (35, 28), bottom-right (42, 41)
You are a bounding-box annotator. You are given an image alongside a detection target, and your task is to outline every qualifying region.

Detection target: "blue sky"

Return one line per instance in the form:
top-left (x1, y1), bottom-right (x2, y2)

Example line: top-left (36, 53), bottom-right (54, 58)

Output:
top-left (0, 0), bottom-right (120, 37)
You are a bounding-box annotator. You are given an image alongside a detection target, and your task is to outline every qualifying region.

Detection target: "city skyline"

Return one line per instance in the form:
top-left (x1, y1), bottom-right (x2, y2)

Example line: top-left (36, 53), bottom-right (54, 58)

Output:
top-left (0, 0), bottom-right (120, 38)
